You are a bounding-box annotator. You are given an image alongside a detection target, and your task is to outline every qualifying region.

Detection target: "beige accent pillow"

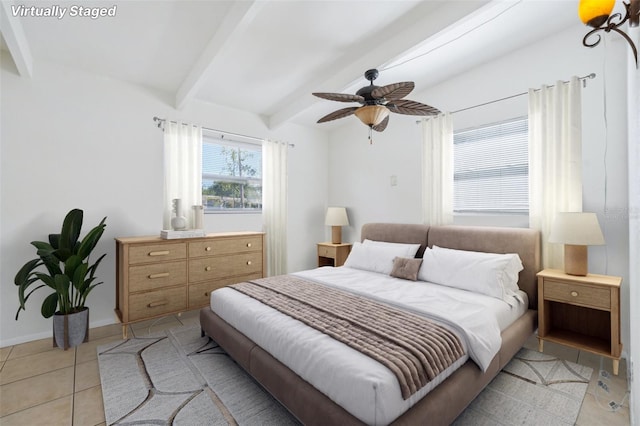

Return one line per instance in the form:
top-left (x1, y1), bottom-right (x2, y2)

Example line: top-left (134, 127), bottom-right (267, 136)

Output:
top-left (390, 257), bottom-right (423, 281)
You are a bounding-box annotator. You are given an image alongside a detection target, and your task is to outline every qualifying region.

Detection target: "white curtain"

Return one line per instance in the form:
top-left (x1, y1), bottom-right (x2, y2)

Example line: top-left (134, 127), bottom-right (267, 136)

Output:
top-left (421, 113), bottom-right (454, 226)
top-left (163, 121), bottom-right (203, 230)
top-left (262, 139), bottom-right (288, 276)
top-left (529, 76), bottom-right (582, 269)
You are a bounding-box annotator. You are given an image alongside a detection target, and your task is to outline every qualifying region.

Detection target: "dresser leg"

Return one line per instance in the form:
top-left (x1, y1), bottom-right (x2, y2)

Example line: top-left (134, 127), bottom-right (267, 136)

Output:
top-left (613, 359), bottom-right (619, 376)
top-left (537, 337), bottom-right (544, 352)
top-left (122, 325), bottom-right (128, 340)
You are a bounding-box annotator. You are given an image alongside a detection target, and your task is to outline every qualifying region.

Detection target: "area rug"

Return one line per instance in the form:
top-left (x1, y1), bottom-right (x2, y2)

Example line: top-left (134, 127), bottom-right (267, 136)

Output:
top-left (98, 325), bottom-right (592, 425)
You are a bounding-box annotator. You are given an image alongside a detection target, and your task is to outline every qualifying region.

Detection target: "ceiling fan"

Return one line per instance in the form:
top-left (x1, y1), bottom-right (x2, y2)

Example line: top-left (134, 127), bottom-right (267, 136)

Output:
top-left (312, 69), bottom-right (441, 140)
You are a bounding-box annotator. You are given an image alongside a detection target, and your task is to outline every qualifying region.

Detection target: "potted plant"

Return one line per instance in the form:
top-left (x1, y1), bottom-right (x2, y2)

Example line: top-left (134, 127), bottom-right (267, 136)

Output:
top-left (14, 208), bottom-right (107, 349)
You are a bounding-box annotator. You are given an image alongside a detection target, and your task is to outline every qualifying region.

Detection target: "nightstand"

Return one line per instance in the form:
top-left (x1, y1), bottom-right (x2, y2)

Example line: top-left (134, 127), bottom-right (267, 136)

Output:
top-left (317, 242), bottom-right (352, 267)
top-left (537, 268), bottom-right (622, 374)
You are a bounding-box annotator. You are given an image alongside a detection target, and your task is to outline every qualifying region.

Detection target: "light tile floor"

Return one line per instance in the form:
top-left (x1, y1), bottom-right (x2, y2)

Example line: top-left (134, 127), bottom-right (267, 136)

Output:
top-left (0, 311), bottom-right (630, 425)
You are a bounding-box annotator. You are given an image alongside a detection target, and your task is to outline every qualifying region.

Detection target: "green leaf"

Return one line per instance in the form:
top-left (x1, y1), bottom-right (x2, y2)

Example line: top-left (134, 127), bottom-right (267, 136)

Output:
top-left (72, 263), bottom-right (89, 291)
top-left (77, 217), bottom-right (106, 260)
top-left (53, 247), bottom-right (72, 263)
top-left (41, 292), bottom-right (59, 318)
top-left (48, 233), bottom-right (61, 249)
top-left (54, 274), bottom-right (70, 296)
top-left (31, 241), bottom-right (55, 258)
top-left (87, 253), bottom-right (107, 279)
top-left (16, 284), bottom-right (47, 318)
top-left (59, 209), bottom-right (83, 252)
top-left (64, 255), bottom-right (82, 281)
top-left (34, 272), bottom-right (56, 289)
top-left (14, 259), bottom-right (42, 286)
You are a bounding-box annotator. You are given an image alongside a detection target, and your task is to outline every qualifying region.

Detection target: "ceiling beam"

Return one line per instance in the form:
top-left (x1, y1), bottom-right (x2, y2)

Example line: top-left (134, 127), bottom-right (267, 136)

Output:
top-left (267, 0), bottom-right (492, 129)
top-left (175, 0), bottom-right (263, 110)
top-left (0, 1), bottom-right (33, 77)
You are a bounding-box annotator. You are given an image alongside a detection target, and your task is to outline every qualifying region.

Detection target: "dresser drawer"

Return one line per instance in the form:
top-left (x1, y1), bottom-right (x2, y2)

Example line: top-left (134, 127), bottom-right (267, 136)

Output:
top-left (188, 272), bottom-right (263, 307)
top-left (189, 236), bottom-right (262, 257)
top-left (128, 261), bottom-right (187, 293)
top-left (189, 252), bottom-right (263, 282)
top-left (544, 279), bottom-right (610, 310)
top-left (128, 286), bottom-right (187, 321)
top-left (318, 244), bottom-right (337, 258)
top-left (129, 243), bottom-right (187, 265)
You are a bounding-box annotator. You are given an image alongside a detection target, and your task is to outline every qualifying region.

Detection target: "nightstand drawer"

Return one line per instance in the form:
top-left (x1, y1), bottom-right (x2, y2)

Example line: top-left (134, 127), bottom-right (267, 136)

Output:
top-left (318, 245), bottom-right (337, 258)
top-left (543, 279), bottom-right (610, 310)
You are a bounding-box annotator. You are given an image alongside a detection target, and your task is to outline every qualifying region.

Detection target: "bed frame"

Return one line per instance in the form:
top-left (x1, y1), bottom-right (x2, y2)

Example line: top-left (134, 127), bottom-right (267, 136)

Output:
top-left (200, 223), bottom-right (540, 425)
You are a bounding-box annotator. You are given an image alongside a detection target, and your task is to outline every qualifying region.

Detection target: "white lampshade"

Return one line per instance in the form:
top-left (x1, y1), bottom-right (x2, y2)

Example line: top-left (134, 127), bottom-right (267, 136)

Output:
top-left (548, 212), bottom-right (604, 276)
top-left (325, 207), bottom-right (349, 244)
top-left (548, 212), bottom-right (605, 245)
top-left (325, 207), bottom-right (349, 226)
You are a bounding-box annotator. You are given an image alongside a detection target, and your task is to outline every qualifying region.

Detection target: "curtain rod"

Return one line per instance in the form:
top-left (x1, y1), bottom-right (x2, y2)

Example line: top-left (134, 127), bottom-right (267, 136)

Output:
top-left (450, 73), bottom-right (596, 115)
top-left (153, 117), bottom-right (294, 147)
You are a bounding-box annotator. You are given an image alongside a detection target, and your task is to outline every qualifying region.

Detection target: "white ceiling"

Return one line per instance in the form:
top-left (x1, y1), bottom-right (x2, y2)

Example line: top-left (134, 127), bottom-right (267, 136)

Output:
top-left (1, 0), bottom-right (583, 131)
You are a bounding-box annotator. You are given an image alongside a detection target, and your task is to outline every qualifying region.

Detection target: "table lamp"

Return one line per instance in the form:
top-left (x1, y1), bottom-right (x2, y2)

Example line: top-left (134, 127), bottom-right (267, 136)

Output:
top-left (325, 207), bottom-right (349, 244)
top-left (548, 212), bottom-right (605, 276)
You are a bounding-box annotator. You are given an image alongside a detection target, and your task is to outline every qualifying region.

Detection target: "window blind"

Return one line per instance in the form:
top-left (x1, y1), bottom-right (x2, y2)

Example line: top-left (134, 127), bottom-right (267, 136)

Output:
top-left (453, 118), bottom-right (528, 213)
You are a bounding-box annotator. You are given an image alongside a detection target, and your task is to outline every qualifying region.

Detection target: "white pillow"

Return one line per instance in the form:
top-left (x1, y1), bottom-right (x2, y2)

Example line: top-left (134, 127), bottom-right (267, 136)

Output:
top-left (362, 239), bottom-right (421, 258)
top-left (418, 245), bottom-right (524, 305)
top-left (344, 242), bottom-right (415, 275)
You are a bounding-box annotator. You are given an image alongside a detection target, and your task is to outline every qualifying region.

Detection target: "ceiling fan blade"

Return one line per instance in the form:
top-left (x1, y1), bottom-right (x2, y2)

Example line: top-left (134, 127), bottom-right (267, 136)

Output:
top-left (317, 107), bottom-right (359, 123)
top-left (372, 115), bottom-right (389, 132)
top-left (313, 92), bottom-right (365, 103)
top-left (371, 82), bottom-right (414, 100)
top-left (387, 99), bottom-right (441, 116)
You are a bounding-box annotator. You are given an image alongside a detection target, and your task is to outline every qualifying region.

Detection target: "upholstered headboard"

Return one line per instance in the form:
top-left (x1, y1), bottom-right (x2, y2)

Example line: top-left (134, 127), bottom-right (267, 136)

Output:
top-left (360, 223), bottom-right (541, 309)
top-left (361, 223), bottom-right (430, 258)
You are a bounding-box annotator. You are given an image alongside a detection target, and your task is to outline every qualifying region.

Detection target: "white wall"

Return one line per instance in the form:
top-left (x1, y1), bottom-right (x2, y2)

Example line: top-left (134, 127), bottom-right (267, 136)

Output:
top-left (626, 24), bottom-right (639, 426)
top-left (0, 52), bottom-right (329, 346)
top-left (328, 25), bottom-right (632, 362)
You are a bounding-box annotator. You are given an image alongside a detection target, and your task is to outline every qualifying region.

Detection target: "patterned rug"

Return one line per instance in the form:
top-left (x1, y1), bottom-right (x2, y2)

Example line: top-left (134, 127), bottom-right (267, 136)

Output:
top-left (453, 348), bottom-right (593, 425)
top-left (97, 325), bottom-right (591, 425)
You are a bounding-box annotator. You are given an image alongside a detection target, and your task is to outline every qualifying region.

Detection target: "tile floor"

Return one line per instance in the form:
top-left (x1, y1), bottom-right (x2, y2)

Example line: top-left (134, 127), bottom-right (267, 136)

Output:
top-left (0, 310), bottom-right (631, 426)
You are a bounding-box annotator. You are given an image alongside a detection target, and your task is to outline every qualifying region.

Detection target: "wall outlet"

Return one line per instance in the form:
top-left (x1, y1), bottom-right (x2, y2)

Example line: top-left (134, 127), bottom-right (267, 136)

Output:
top-left (390, 175), bottom-right (398, 186)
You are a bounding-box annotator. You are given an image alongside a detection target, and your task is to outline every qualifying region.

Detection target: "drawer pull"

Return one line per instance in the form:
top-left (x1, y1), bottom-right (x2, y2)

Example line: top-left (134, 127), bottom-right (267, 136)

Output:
top-left (149, 250), bottom-right (170, 257)
top-left (148, 272), bottom-right (169, 279)
top-left (204, 292), bottom-right (209, 297)
top-left (247, 243), bottom-right (252, 248)
top-left (571, 291), bottom-right (579, 297)
top-left (147, 300), bottom-right (168, 308)
top-left (247, 260), bottom-right (252, 265)
top-left (205, 266), bottom-right (212, 271)
top-left (205, 246), bottom-right (212, 252)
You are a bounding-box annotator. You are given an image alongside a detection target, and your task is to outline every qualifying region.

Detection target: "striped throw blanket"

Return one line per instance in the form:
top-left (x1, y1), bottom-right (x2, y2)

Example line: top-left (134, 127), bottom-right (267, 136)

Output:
top-left (229, 275), bottom-right (465, 399)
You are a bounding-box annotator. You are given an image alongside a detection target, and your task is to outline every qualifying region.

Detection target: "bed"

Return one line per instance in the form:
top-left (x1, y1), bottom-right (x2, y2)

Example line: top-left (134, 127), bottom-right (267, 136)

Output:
top-left (200, 223), bottom-right (540, 425)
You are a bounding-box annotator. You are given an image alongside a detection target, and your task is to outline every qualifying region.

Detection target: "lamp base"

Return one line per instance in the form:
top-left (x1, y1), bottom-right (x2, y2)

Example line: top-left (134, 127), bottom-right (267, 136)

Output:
top-left (331, 226), bottom-right (342, 244)
top-left (564, 244), bottom-right (588, 276)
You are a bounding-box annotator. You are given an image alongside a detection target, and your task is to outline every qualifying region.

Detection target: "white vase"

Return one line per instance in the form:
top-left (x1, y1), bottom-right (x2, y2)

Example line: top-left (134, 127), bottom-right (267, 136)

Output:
top-left (193, 205), bottom-right (204, 229)
top-left (171, 198), bottom-right (187, 230)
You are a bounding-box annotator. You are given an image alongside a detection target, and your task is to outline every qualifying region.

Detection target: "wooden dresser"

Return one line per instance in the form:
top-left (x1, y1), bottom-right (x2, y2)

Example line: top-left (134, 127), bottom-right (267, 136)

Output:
top-left (115, 232), bottom-right (265, 338)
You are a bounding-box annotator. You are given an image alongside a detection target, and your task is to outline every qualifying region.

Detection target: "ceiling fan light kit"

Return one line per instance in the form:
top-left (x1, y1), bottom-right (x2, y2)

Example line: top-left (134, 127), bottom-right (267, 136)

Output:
top-left (579, 0), bottom-right (639, 66)
top-left (354, 105), bottom-right (389, 127)
top-left (313, 69), bottom-right (441, 143)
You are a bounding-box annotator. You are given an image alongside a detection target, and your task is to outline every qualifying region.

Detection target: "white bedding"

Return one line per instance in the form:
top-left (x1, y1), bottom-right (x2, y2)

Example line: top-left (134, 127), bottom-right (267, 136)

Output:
top-left (209, 266), bottom-right (528, 425)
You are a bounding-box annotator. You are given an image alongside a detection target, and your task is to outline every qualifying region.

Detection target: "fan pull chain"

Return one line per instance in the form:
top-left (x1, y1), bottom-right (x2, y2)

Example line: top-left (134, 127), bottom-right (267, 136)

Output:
top-left (368, 126), bottom-right (373, 144)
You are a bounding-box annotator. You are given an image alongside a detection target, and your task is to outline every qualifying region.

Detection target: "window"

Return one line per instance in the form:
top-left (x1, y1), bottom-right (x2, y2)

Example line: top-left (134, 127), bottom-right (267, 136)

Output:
top-left (202, 135), bottom-right (262, 212)
top-left (453, 118), bottom-right (528, 214)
